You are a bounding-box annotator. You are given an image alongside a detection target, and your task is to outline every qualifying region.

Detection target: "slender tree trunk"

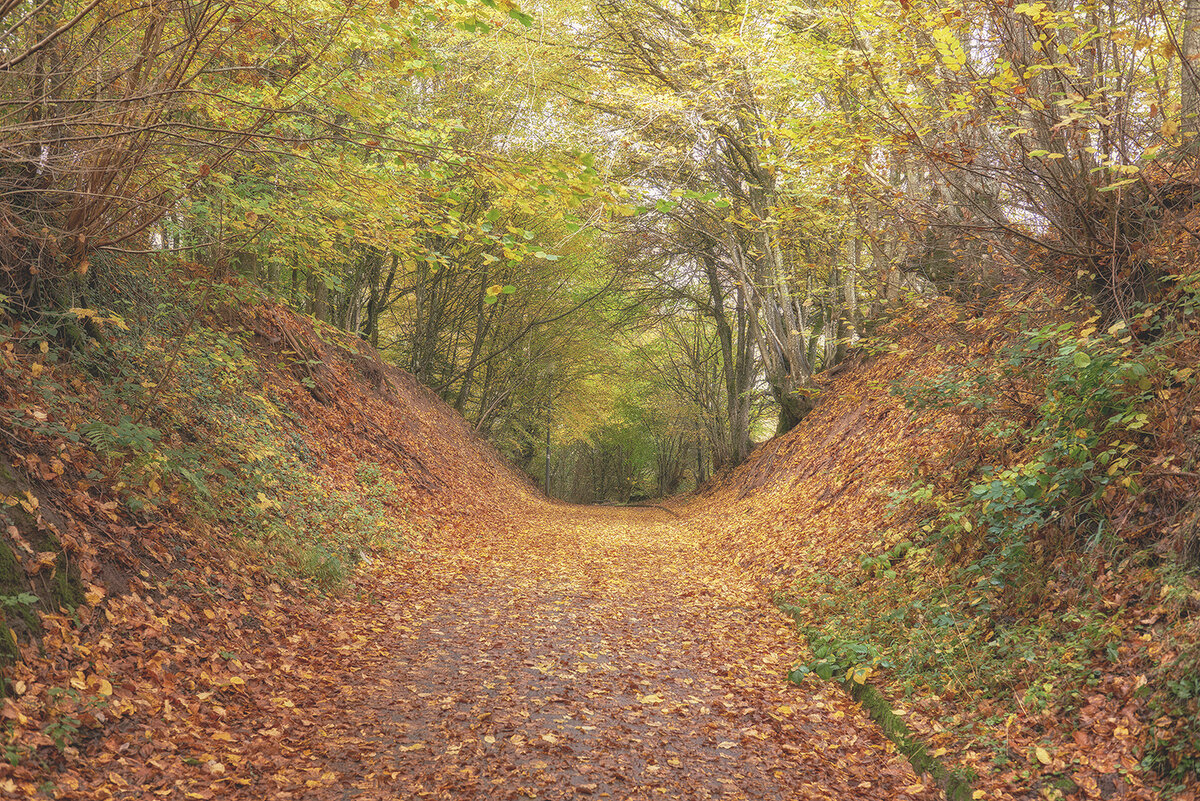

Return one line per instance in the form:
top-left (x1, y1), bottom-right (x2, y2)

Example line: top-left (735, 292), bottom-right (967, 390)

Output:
top-left (455, 270), bottom-right (494, 413)
top-left (312, 271), bottom-right (328, 322)
top-left (1184, 0), bottom-right (1200, 144)
top-left (702, 252), bottom-right (752, 466)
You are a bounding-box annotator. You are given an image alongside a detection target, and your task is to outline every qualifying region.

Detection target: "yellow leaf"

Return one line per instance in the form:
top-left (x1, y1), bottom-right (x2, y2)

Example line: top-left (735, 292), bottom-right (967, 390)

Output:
top-left (932, 27), bottom-right (967, 72)
top-left (1034, 746), bottom-right (1052, 765)
top-left (639, 693), bottom-right (663, 704)
top-left (1014, 2), bottom-right (1047, 19)
top-left (97, 678), bottom-right (113, 697)
top-left (848, 665), bottom-right (872, 684)
top-left (84, 584), bottom-right (106, 606)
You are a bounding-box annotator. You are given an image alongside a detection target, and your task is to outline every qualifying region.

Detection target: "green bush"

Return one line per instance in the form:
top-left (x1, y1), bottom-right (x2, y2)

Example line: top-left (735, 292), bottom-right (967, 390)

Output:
top-left (892, 316), bottom-right (1158, 601)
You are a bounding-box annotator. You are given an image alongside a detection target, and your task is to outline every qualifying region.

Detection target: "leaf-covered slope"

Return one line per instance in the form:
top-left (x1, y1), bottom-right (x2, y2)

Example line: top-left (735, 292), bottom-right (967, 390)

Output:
top-left (683, 290), bottom-right (1200, 799)
top-left (683, 317), bottom-right (962, 576)
top-left (246, 303), bottom-right (543, 528)
top-left (0, 296), bottom-right (544, 795)
top-left (1, 298), bottom-right (944, 800)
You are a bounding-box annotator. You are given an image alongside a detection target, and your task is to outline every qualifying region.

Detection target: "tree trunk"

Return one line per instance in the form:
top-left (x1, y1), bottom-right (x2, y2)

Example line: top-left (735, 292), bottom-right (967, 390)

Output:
top-left (702, 252), bottom-right (752, 467)
top-left (455, 269), bottom-right (495, 413)
top-left (772, 380), bottom-right (817, 436)
top-left (1184, 0), bottom-right (1200, 144)
top-left (310, 271), bottom-right (328, 322)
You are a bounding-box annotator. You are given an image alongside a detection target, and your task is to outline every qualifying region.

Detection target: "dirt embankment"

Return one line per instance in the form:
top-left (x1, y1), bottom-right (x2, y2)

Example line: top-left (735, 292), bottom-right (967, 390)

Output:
top-left (0, 299), bottom-right (543, 796)
top-left (3, 290), bottom-right (1198, 800)
top-left (685, 291), bottom-right (1200, 800)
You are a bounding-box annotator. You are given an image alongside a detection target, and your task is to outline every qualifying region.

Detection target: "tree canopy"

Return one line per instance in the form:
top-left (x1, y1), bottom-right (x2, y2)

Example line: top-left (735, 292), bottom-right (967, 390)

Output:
top-left (2, 0), bottom-right (1197, 499)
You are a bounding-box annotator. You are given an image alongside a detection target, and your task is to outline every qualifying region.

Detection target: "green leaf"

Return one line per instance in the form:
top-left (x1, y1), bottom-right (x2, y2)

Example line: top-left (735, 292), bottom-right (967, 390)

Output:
top-left (458, 17), bottom-right (491, 33)
top-left (507, 8), bottom-right (534, 26)
top-left (1073, 351), bottom-right (1091, 368)
top-left (1098, 178), bottom-right (1138, 193)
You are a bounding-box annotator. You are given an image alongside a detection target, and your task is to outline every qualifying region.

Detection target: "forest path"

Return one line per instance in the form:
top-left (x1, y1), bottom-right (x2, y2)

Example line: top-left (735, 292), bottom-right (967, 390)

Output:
top-left (265, 505), bottom-right (935, 800)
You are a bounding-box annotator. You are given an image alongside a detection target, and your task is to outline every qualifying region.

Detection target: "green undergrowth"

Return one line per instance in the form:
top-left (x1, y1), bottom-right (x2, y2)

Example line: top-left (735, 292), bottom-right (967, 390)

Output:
top-left (779, 601), bottom-right (974, 801)
top-left (783, 282), bottom-right (1200, 793)
top-left (779, 544), bottom-right (1138, 786)
top-left (2, 263), bottom-right (419, 596)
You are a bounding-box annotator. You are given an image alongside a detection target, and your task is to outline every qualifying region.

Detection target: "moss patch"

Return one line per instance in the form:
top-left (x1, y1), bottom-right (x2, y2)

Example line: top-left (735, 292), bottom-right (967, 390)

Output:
top-left (0, 486), bottom-right (82, 677)
top-left (0, 540), bottom-right (37, 678)
top-left (47, 551), bottom-right (82, 611)
top-left (779, 601), bottom-right (973, 801)
top-left (0, 538), bottom-right (21, 593)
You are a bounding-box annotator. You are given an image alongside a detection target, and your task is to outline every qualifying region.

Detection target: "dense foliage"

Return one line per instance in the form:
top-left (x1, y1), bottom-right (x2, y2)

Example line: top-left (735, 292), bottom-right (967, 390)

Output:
top-left (2, 0), bottom-right (1200, 795)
